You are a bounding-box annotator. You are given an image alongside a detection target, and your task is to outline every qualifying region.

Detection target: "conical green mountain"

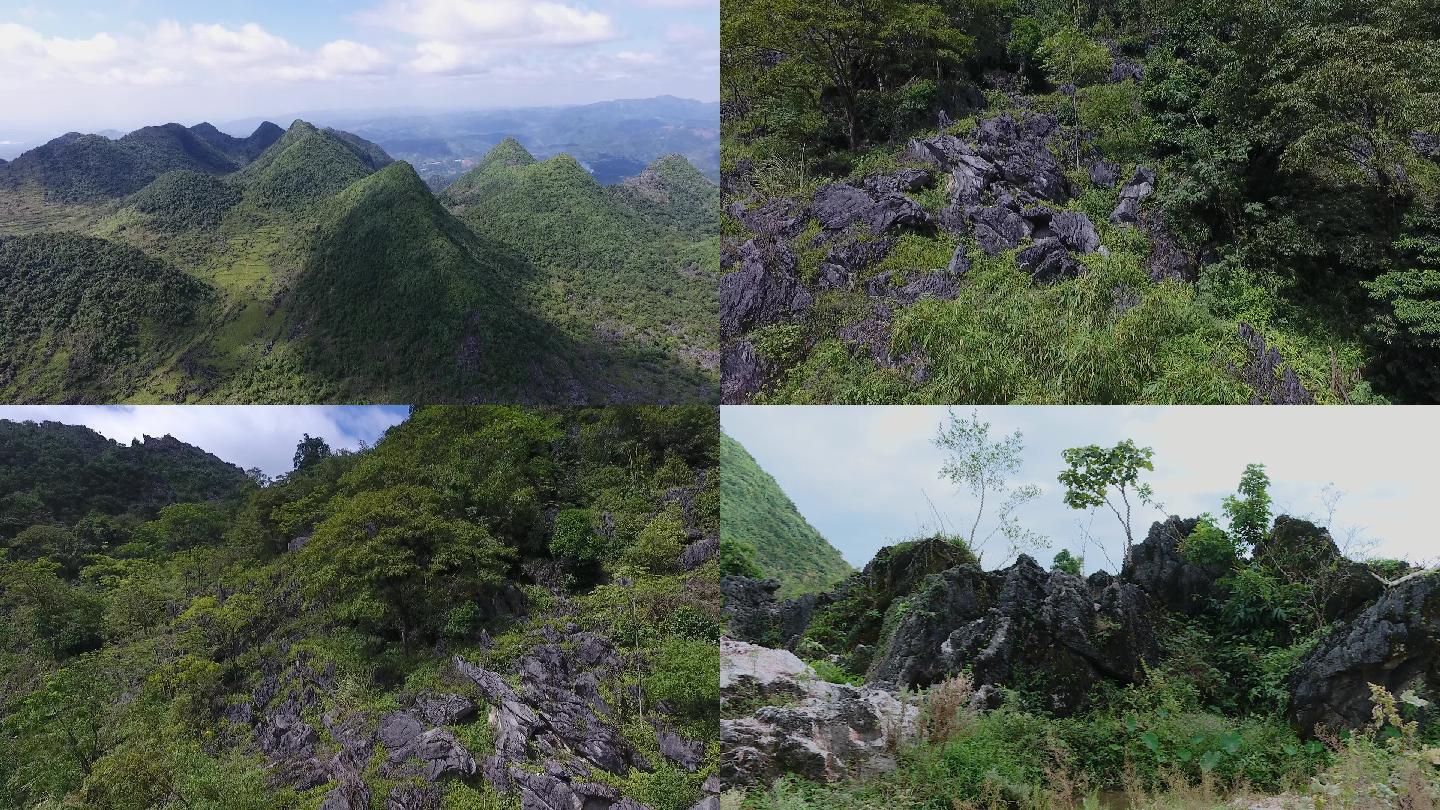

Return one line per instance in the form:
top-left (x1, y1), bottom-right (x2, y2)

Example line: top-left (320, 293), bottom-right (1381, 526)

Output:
top-left (439, 141), bottom-right (718, 402)
top-left (0, 120), bottom-right (718, 403)
top-left (721, 432), bottom-right (852, 596)
top-left (235, 120), bottom-right (390, 209)
top-left (614, 153), bottom-right (718, 240)
top-left (289, 160), bottom-right (585, 402)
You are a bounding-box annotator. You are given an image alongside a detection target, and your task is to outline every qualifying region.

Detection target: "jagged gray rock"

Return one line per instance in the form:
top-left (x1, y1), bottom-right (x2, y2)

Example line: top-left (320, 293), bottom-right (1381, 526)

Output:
top-left (720, 240), bottom-right (813, 339)
top-left (1121, 517), bottom-right (1228, 616)
top-left (721, 339), bottom-right (772, 405)
top-left (721, 575), bottom-right (823, 649)
top-left (1289, 571), bottom-right (1439, 733)
top-left (721, 638), bottom-right (917, 787)
top-left (869, 555), bottom-right (1161, 714)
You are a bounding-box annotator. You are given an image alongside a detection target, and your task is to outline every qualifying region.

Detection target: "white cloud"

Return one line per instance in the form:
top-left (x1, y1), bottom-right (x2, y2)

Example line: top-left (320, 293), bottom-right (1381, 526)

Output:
top-left (0, 406), bottom-right (408, 478)
top-left (0, 21), bottom-right (399, 88)
top-left (360, 0), bottom-right (619, 46)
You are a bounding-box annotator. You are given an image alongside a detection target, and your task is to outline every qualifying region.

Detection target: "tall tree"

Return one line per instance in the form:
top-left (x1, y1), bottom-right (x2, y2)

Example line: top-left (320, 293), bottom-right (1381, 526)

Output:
top-left (1058, 439), bottom-right (1157, 559)
top-left (934, 409), bottom-right (1045, 564)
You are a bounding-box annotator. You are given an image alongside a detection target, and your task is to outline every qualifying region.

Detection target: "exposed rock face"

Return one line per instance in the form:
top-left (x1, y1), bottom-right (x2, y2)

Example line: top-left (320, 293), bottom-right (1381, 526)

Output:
top-left (721, 575), bottom-right (823, 649)
top-left (870, 556), bottom-right (1161, 713)
top-left (453, 632), bottom-right (690, 809)
top-left (1289, 571), bottom-right (1440, 733)
top-left (1237, 323), bottom-right (1316, 405)
top-left (1121, 517), bottom-right (1228, 616)
top-left (233, 653), bottom-right (481, 809)
top-left (813, 183), bottom-right (931, 236)
top-left (1111, 167), bottom-right (1156, 224)
top-left (721, 638), bottom-right (917, 787)
top-left (719, 240), bottom-right (813, 340)
top-left (721, 339), bottom-right (772, 405)
top-left (1253, 517), bottom-right (1383, 622)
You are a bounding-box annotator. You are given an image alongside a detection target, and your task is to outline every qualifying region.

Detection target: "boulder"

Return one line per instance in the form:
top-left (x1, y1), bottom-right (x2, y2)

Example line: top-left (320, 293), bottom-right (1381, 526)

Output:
top-left (721, 339), bottom-right (772, 405)
top-left (1289, 571), bottom-right (1440, 733)
top-left (869, 556), bottom-right (1162, 713)
top-left (412, 694), bottom-right (476, 727)
top-left (1121, 517), bottom-right (1228, 616)
top-left (813, 184), bottom-right (876, 230)
top-left (1051, 211), bottom-right (1101, 254)
top-left (866, 193), bottom-right (930, 234)
top-left (721, 575), bottom-right (822, 650)
top-left (1017, 238), bottom-right (1083, 283)
top-left (656, 726), bottom-right (705, 772)
top-left (1088, 160), bottom-right (1121, 188)
top-left (864, 168), bottom-right (934, 195)
top-left (968, 204), bottom-right (1030, 253)
top-left (377, 711), bottom-right (477, 782)
top-left (726, 198), bottom-right (810, 240)
top-left (719, 240), bottom-right (813, 339)
top-left (721, 638), bottom-right (917, 787)
top-left (681, 537), bottom-right (719, 570)
top-left (1237, 323), bottom-right (1315, 405)
top-left (816, 236), bottom-right (893, 291)
top-left (1111, 167), bottom-right (1156, 224)
top-left (903, 134), bottom-right (973, 168)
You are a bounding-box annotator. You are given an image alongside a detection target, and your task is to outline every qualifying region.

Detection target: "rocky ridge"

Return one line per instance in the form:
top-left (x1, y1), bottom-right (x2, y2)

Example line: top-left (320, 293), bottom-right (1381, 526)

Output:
top-left (722, 516), bottom-right (1439, 785)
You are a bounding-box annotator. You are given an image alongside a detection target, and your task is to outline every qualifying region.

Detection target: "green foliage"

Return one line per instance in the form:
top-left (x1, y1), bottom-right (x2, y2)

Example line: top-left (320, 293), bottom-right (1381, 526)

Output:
top-left (1179, 513), bottom-right (1238, 568)
top-left (292, 434), bottom-right (332, 472)
top-left (0, 407), bottom-right (720, 808)
top-left (719, 537), bottom-right (765, 579)
top-left (720, 433), bottom-right (851, 596)
top-left (1051, 548), bottom-right (1083, 575)
top-left (128, 170), bottom-right (241, 231)
top-left (1058, 438), bottom-right (1157, 548)
top-left (1038, 26), bottom-right (1114, 88)
top-left (0, 233), bottom-right (212, 402)
top-left (1223, 463), bottom-right (1272, 551)
top-left (550, 508), bottom-right (604, 562)
top-left (935, 409), bottom-right (1045, 563)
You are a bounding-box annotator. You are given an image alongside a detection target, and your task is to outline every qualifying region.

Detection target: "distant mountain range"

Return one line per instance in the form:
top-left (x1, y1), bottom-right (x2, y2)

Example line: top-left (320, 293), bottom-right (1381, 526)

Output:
top-left (0, 117), bottom-right (717, 404)
top-left (216, 96), bottom-right (720, 188)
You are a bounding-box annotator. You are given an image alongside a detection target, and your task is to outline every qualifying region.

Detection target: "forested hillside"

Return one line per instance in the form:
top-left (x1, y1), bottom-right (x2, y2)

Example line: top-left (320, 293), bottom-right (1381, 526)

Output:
top-left (0, 118), bottom-right (719, 404)
top-left (0, 408), bottom-right (721, 809)
top-left (718, 432), bottom-right (850, 596)
top-left (720, 0), bottom-right (1440, 404)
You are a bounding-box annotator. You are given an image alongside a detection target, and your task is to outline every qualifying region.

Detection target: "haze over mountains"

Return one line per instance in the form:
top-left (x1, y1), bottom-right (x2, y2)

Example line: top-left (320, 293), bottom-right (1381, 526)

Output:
top-left (0, 114), bottom-right (718, 405)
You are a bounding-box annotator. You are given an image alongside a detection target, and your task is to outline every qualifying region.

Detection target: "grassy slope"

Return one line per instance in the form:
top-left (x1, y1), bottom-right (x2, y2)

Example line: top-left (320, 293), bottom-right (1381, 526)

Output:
top-left (720, 432), bottom-right (851, 596)
top-left (729, 93), bottom-right (1378, 406)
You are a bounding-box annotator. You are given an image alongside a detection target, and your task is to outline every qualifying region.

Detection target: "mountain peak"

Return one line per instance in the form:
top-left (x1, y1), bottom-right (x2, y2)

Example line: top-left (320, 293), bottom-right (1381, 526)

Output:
top-left (482, 137), bottom-right (537, 169)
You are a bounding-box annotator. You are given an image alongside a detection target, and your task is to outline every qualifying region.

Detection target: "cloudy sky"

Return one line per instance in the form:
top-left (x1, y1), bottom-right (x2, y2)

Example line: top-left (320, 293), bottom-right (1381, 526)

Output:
top-left (0, 405), bottom-right (410, 477)
top-left (722, 406), bottom-right (1440, 573)
top-left (0, 0), bottom-right (716, 140)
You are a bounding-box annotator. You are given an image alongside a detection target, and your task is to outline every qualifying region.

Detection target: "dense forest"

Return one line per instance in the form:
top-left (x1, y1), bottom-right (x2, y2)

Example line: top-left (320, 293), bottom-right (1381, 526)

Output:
top-left (0, 118), bottom-right (719, 405)
top-left (720, 415), bottom-right (1440, 808)
top-left (0, 408), bottom-right (721, 809)
top-left (720, 0), bottom-right (1440, 404)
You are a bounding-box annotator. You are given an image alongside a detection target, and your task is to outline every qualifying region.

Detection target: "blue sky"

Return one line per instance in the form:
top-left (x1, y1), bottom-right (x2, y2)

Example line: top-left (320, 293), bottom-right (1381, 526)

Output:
top-left (0, 405), bottom-right (410, 477)
top-left (0, 0), bottom-right (716, 137)
top-left (722, 406), bottom-right (1440, 573)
